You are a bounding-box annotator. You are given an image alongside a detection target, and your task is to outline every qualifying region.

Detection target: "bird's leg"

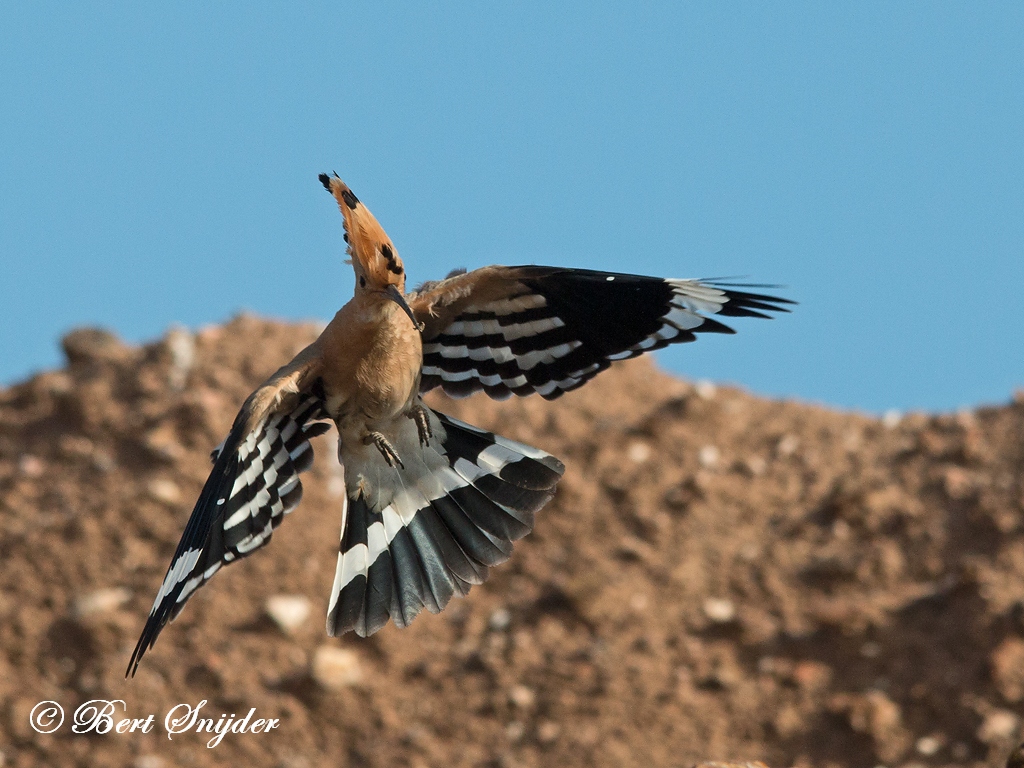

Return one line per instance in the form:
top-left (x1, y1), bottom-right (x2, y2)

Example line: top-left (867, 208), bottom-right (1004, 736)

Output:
top-left (364, 431), bottom-right (404, 469)
top-left (408, 404), bottom-right (433, 446)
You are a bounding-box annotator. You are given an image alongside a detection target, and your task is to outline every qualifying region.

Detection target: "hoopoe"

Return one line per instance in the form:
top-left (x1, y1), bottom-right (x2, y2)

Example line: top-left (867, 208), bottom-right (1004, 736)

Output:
top-left (127, 173), bottom-right (792, 676)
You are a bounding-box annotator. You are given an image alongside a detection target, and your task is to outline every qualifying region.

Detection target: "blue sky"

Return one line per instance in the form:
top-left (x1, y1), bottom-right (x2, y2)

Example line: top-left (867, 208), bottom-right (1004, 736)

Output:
top-left (2, 4), bottom-right (1021, 413)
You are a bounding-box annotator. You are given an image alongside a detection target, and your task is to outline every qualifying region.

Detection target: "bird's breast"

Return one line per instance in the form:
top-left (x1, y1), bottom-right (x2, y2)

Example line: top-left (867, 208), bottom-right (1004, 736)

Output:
top-left (320, 301), bottom-right (423, 430)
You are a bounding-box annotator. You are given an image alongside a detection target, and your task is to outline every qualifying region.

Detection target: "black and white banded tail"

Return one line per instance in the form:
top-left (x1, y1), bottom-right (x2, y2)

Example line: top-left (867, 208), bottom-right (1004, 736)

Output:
top-left (327, 411), bottom-right (564, 637)
top-left (128, 391), bottom-right (330, 676)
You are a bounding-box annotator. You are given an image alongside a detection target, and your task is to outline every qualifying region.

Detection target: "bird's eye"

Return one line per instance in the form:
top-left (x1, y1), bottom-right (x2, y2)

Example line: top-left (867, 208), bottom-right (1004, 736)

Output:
top-left (359, 276), bottom-right (366, 288)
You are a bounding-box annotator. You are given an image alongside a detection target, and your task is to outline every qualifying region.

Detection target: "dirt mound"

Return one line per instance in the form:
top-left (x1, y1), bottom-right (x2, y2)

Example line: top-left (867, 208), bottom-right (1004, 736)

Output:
top-left (1, 316), bottom-right (1023, 768)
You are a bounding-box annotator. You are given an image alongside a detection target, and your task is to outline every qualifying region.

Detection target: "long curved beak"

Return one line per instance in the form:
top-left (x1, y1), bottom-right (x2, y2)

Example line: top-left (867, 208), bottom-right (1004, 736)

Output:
top-left (384, 285), bottom-right (424, 332)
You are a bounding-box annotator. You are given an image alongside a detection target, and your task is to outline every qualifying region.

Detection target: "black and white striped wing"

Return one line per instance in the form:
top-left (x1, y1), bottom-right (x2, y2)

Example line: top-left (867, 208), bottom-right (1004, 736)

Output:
top-left (326, 410), bottom-right (564, 637)
top-left (127, 390), bottom-right (330, 676)
top-left (414, 266), bottom-right (793, 400)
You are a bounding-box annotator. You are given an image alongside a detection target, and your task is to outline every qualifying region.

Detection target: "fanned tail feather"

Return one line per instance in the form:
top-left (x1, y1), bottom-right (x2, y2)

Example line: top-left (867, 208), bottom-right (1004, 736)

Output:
top-left (326, 410), bottom-right (564, 637)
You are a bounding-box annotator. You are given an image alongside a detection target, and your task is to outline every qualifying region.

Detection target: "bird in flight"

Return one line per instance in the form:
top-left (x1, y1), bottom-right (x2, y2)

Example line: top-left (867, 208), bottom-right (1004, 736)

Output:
top-left (127, 174), bottom-right (792, 676)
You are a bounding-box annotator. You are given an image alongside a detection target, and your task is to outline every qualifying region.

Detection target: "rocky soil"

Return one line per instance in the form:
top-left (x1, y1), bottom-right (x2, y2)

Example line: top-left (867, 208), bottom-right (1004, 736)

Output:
top-left (1, 316), bottom-right (1023, 768)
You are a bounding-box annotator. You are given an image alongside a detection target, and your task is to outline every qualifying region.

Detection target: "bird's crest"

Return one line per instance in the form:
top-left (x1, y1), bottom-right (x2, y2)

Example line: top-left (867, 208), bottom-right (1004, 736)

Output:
top-left (320, 173), bottom-right (405, 289)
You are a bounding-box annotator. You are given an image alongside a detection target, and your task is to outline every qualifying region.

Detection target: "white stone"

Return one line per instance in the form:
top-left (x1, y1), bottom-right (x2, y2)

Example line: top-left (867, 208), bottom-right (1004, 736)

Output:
top-left (882, 409), bottom-right (902, 429)
top-left (776, 434), bottom-right (800, 457)
top-left (489, 607), bottom-right (511, 631)
top-left (915, 735), bottom-right (942, 756)
top-left (698, 445), bottom-right (720, 469)
top-left (694, 380), bottom-right (717, 399)
top-left (165, 325), bottom-right (195, 391)
top-left (147, 479), bottom-right (181, 505)
top-left (508, 685), bottom-right (535, 708)
top-left (703, 597), bottom-right (736, 624)
top-left (627, 441), bottom-right (651, 464)
top-left (978, 709), bottom-right (1019, 742)
top-left (74, 587), bottom-right (131, 617)
top-left (18, 455), bottom-right (44, 478)
top-left (265, 595), bottom-right (312, 634)
top-left (311, 645), bottom-right (364, 690)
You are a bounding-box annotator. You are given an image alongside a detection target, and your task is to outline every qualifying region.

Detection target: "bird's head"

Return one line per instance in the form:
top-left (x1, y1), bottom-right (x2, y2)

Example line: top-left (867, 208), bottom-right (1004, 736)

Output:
top-left (320, 173), bottom-right (420, 329)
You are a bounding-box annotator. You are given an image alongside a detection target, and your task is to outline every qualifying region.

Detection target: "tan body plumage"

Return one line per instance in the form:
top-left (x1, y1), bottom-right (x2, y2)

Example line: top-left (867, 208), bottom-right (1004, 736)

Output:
top-left (320, 296), bottom-right (422, 437)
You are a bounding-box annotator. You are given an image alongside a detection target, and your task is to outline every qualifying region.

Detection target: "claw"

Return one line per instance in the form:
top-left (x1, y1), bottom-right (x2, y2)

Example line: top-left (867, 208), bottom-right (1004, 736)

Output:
top-left (408, 405), bottom-right (432, 446)
top-left (364, 431), bottom-right (404, 469)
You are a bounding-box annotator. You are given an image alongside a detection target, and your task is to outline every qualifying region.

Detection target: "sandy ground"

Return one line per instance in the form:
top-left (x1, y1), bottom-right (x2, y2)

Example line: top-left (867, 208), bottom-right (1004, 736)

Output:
top-left (1, 316), bottom-right (1023, 768)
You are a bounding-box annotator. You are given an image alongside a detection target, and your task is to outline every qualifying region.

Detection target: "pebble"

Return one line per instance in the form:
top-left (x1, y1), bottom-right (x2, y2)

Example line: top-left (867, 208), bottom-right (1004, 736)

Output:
top-left (915, 735), bottom-right (942, 756)
top-left (773, 705), bottom-right (803, 739)
top-left (37, 370), bottom-right (73, 395)
top-left (265, 595), bottom-right (312, 634)
top-left (311, 645), bottom-right (364, 690)
top-left (629, 593), bottom-right (649, 612)
top-left (776, 434), bottom-right (800, 457)
top-left (197, 324), bottom-right (223, 342)
top-left (942, 466), bottom-right (975, 501)
top-left (698, 445), bottom-right (720, 469)
top-left (792, 661), bottom-right (831, 690)
top-left (92, 450), bottom-right (115, 473)
top-left (18, 455), bottom-right (44, 478)
top-left (61, 327), bottom-right (126, 365)
top-left (977, 709), bottom-right (1019, 743)
top-left (508, 685), bottom-right (535, 709)
top-left (991, 637), bottom-right (1024, 701)
top-left (505, 721), bottom-right (526, 742)
top-left (882, 409), bottom-right (902, 429)
top-left (859, 641), bottom-right (882, 659)
top-left (146, 478), bottom-right (182, 505)
top-left (536, 720), bottom-right (560, 744)
top-left (165, 326), bottom-right (196, 391)
top-left (627, 441), bottom-right (651, 463)
top-left (703, 598), bottom-right (736, 624)
top-left (74, 587), bottom-right (131, 617)
top-left (145, 430), bottom-right (185, 462)
top-left (694, 380), bottom-right (717, 400)
top-left (57, 435), bottom-right (94, 458)
top-left (738, 542), bottom-right (761, 561)
top-left (489, 607), bottom-right (511, 631)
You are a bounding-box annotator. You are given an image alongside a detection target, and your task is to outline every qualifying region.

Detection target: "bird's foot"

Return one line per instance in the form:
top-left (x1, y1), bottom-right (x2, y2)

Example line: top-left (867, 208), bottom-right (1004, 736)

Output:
top-left (408, 405), bottom-right (432, 446)
top-left (364, 431), bottom-right (404, 469)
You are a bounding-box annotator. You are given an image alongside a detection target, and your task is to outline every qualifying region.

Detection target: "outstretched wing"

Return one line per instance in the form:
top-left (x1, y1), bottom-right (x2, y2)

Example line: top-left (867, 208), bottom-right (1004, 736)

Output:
top-left (409, 266), bottom-right (793, 400)
top-left (127, 384), bottom-right (329, 676)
